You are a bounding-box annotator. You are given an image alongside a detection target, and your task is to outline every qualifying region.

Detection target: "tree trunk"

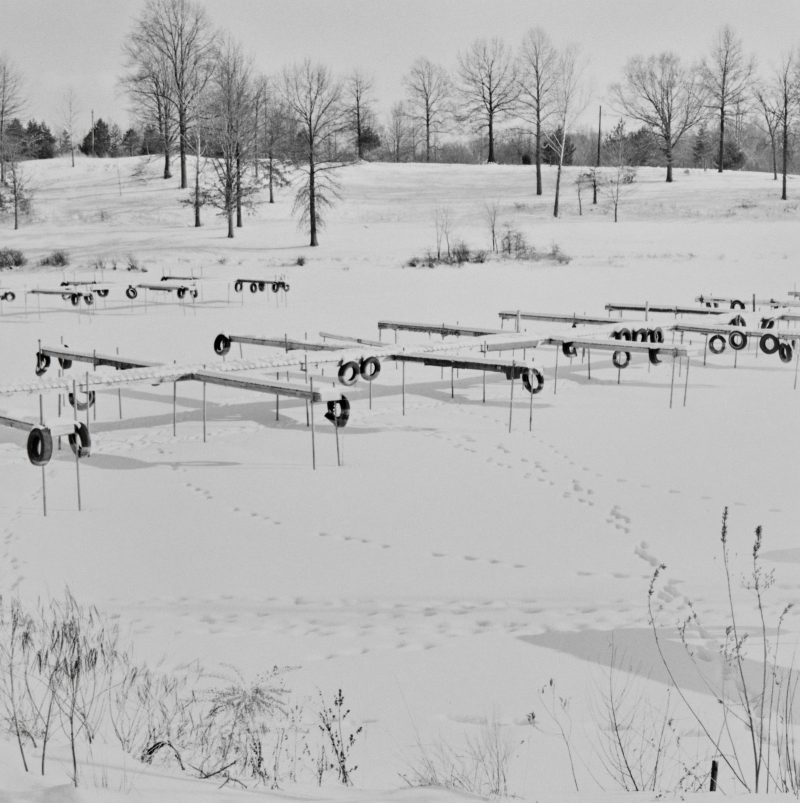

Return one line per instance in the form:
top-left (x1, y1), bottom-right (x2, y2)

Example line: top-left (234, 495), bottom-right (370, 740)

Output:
top-left (665, 140), bottom-right (673, 183)
top-left (782, 119), bottom-right (788, 201)
top-left (309, 152), bottom-right (318, 247)
top-left (425, 113), bottom-right (431, 163)
top-left (718, 104), bottom-right (725, 173)
top-left (227, 209), bottom-right (234, 238)
top-left (236, 150), bottom-right (242, 228)
top-left (194, 163), bottom-right (201, 227)
top-left (771, 134), bottom-right (778, 180)
top-left (487, 115), bottom-right (495, 163)
top-left (553, 163), bottom-right (562, 217)
top-left (535, 114), bottom-right (542, 196)
top-left (268, 155), bottom-right (274, 203)
top-left (178, 107), bottom-right (188, 189)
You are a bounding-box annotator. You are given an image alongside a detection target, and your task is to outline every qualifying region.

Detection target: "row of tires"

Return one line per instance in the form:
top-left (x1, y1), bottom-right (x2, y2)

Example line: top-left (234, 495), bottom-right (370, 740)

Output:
top-left (26, 423), bottom-right (91, 466)
top-left (708, 331), bottom-right (795, 362)
top-left (125, 285), bottom-right (198, 300)
top-left (611, 327), bottom-right (665, 343)
top-left (234, 280), bottom-right (290, 294)
top-left (699, 297), bottom-right (747, 309)
top-left (1, 291), bottom-right (15, 301)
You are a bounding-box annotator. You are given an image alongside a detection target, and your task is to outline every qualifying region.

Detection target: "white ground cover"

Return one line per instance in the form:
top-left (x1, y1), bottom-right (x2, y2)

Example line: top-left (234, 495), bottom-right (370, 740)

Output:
top-left (0, 156), bottom-right (799, 801)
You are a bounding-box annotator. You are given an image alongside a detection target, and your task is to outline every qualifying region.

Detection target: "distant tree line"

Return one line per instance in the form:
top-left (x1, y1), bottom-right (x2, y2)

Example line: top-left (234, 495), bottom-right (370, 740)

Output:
top-left (2, 5), bottom-right (800, 232)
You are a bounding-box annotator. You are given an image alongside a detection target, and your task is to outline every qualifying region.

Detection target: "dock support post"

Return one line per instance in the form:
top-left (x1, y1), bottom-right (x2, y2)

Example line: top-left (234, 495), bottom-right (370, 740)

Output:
top-left (72, 379), bottom-right (82, 511)
top-left (669, 353), bottom-right (677, 409)
top-left (310, 378), bottom-right (316, 470)
top-left (508, 361), bottom-right (515, 433)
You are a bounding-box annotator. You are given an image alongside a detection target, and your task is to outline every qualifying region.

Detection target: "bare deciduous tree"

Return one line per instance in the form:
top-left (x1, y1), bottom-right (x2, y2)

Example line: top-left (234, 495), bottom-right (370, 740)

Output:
top-left (121, 32), bottom-right (177, 179)
top-left (346, 69), bottom-right (377, 160)
top-left (205, 37), bottom-right (257, 238)
top-left (775, 51), bottom-right (799, 200)
top-left (281, 61), bottom-right (344, 247)
top-left (127, 0), bottom-right (217, 189)
top-left (549, 46), bottom-right (587, 217)
top-left (518, 28), bottom-right (558, 195)
top-left (385, 102), bottom-right (412, 162)
top-left (259, 83), bottom-right (291, 204)
top-left (59, 89), bottom-right (79, 168)
top-left (0, 56), bottom-right (24, 185)
top-left (404, 58), bottom-right (451, 162)
top-left (702, 26), bottom-right (755, 173)
top-left (753, 83), bottom-right (780, 181)
top-left (456, 38), bottom-right (519, 163)
top-left (613, 52), bottom-right (706, 182)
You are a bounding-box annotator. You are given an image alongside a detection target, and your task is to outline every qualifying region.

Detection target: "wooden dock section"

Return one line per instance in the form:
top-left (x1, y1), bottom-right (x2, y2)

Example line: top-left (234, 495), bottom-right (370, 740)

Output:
top-left (390, 351), bottom-right (529, 379)
top-left (605, 302), bottom-right (727, 316)
top-left (378, 320), bottom-right (504, 338)
top-left (498, 310), bottom-right (613, 327)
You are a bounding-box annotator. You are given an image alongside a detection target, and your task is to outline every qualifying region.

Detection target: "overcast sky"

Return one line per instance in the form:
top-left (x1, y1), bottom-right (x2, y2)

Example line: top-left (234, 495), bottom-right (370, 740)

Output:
top-left (2, 0), bottom-right (798, 134)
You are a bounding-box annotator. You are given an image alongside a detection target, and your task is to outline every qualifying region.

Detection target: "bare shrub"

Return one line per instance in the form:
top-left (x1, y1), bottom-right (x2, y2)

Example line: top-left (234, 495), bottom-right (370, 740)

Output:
top-left (648, 508), bottom-right (798, 793)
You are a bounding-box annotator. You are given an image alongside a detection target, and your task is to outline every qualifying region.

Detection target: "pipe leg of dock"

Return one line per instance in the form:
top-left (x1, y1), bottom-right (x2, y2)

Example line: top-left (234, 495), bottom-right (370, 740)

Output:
top-left (276, 393), bottom-right (279, 421)
top-left (72, 380), bottom-right (81, 512)
top-left (203, 382), bottom-right (207, 442)
top-left (310, 379), bottom-right (316, 470)
top-left (508, 362), bottom-right (515, 433)
top-left (554, 348), bottom-right (559, 395)
top-left (703, 335), bottom-right (708, 366)
top-left (669, 354), bottom-right (676, 409)
top-left (528, 377), bottom-right (534, 432)
top-left (587, 349), bottom-right (592, 381)
top-left (172, 381), bottom-right (177, 436)
top-left (402, 362), bottom-right (406, 416)
top-left (482, 371), bottom-right (486, 403)
top-left (794, 346), bottom-right (800, 391)
top-left (683, 357), bottom-right (690, 407)
top-left (450, 366), bottom-right (454, 399)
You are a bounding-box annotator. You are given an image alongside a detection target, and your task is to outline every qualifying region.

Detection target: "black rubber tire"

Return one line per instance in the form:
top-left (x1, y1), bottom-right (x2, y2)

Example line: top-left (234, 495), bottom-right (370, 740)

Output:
top-left (359, 356), bottom-right (381, 381)
top-left (272, 282), bottom-right (280, 293)
top-left (96, 289), bottom-right (109, 298)
top-left (27, 426), bottom-right (53, 466)
top-left (2, 292), bottom-right (15, 302)
top-left (729, 330), bottom-right (747, 351)
top-left (562, 342), bottom-right (578, 357)
top-left (779, 342), bottom-right (793, 364)
top-left (760, 317), bottom-right (775, 329)
top-left (283, 283), bottom-right (290, 292)
top-left (648, 349), bottom-right (662, 365)
top-left (648, 327), bottom-right (664, 343)
top-left (632, 327), bottom-right (649, 342)
top-left (730, 299), bottom-right (745, 310)
top-left (760, 333), bottom-right (779, 355)
top-left (68, 390), bottom-right (95, 411)
top-left (729, 314), bottom-right (746, 328)
top-left (83, 293), bottom-right (94, 305)
top-left (708, 334), bottom-right (726, 355)
top-left (616, 327), bottom-right (632, 341)
top-left (126, 286), bottom-right (138, 300)
top-left (612, 350), bottom-right (631, 369)
top-left (35, 352), bottom-right (51, 376)
top-left (190, 289), bottom-right (198, 299)
top-left (58, 356), bottom-right (73, 370)
top-left (324, 396), bottom-right (350, 428)
top-left (338, 361), bottom-right (360, 386)
top-left (258, 282), bottom-right (266, 292)
top-left (522, 367), bottom-right (544, 394)
top-left (61, 293), bottom-right (72, 301)
top-left (234, 281), bottom-right (243, 293)
top-left (249, 282), bottom-right (258, 293)
top-left (68, 422), bottom-right (91, 458)
top-left (70, 293), bottom-right (80, 306)
top-left (213, 333), bottom-right (231, 356)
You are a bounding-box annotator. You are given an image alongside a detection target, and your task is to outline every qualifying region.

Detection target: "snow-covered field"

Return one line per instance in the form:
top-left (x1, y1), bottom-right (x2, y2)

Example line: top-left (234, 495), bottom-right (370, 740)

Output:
top-left (0, 156), bottom-right (799, 802)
